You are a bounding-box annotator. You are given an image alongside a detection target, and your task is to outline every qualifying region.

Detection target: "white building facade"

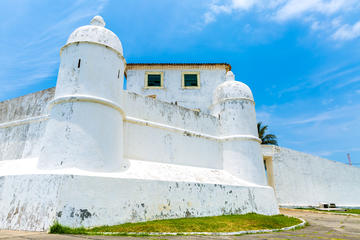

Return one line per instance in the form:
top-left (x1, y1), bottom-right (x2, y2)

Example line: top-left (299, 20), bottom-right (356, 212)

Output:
top-left (0, 16), bottom-right (279, 231)
top-left (0, 16), bottom-right (359, 232)
top-left (126, 63), bottom-right (230, 113)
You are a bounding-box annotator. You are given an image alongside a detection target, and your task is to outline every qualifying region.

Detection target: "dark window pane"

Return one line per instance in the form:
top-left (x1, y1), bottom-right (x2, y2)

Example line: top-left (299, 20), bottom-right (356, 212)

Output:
top-left (184, 74), bottom-right (198, 87)
top-left (147, 74), bottom-right (161, 87)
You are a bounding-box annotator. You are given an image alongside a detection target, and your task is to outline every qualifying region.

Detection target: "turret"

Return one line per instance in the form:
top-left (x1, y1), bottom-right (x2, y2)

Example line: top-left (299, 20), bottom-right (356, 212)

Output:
top-left (38, 16), bottom-right (126, 172)
top-left (211, 71), bottom-right (267, 185)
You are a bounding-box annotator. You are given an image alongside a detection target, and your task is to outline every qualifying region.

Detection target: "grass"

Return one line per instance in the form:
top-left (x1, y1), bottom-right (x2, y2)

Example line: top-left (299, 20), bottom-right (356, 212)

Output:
top-left (49, 222), bottom-right (87, 234)
top-left (49, 213), bottom-right (302, 235)
top-left (340, 209), bottom-right (360, 214)
top-left (295, 207), bottom-right (360, 215)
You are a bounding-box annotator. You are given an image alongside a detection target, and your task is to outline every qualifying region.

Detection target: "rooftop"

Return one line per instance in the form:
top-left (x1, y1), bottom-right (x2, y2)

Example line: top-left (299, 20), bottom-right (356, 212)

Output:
top-left (126, 63), bottom-right (231, 72)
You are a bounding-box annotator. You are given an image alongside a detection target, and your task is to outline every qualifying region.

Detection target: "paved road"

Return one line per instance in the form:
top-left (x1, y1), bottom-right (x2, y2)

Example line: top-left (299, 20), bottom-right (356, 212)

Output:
top-left (1, 209), bottom-right (360, 239)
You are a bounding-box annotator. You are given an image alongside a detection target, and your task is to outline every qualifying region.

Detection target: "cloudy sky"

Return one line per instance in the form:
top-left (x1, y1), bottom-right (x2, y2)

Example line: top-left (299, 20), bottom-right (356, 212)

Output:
top-left (1, 0), bottom-right (359, 165)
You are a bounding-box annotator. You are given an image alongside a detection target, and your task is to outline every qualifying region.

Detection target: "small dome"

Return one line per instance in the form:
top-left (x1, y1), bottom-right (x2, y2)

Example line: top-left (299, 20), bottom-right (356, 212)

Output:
top-left (66, 16), bottom-right (123, 55)
top-left (213, 71), bottom-right (254, 104)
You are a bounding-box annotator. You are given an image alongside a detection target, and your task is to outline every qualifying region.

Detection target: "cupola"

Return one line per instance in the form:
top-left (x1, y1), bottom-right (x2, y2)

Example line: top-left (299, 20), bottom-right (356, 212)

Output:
top-left (213, 71), bottom-right (254, 105)
top-left (66, 15), bottom-right (123, 55)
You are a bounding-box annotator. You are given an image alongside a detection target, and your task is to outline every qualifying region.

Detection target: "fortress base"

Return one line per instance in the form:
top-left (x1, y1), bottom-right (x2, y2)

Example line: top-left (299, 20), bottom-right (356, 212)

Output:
top-left (0, 158), bottom-right (279, 231)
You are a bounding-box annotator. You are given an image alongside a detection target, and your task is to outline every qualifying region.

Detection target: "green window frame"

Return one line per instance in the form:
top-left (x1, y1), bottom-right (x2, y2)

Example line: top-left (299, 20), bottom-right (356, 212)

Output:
top-left (145, 72), bottom-right (164, 88)
top-left (182, 72), bottom-right (200, 89)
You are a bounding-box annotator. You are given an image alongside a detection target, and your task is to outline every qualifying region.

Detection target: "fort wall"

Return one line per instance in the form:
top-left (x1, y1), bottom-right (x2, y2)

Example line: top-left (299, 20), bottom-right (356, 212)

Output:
top-left (0, 88), bottom-right (54, 161)
top-left (0, 88), bottom-right (278, 231)
top-left (0, 88), bottom-right (224, 169)
top-left (263, 145), bottom-right (360, 207)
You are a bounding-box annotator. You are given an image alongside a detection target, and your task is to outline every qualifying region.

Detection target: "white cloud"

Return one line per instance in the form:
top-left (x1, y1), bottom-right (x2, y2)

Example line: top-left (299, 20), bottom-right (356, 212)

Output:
top-left (286, 104), bottom-right (360, 125)
top-left (310, 21), bottom-right (321, 31)
top-left (335, 76), bottom-right (360, 88)
top-left (311, 64), bottom-right (360, 87)
top-left (204, 12), bottom-right (216, 24)
top-left (275, 0), bottom-right (349, 21)
top-left (332, 20), bottom-right (360, 40)
top-left (232, 0), bottom-right (258, 10)
top-left (202, 0), bottom-right (360, 41)
top-left (210, 3), bottom-right (233, 14)
top-left (275, 0), bottom-right (317, 21)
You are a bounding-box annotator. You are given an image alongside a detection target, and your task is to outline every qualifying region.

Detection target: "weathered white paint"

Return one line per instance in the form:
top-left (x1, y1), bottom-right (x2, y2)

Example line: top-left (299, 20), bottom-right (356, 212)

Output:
top-left (66, 15), bottom-right (123, 56)
top-left (212, 72), bottom-right (266, 186)
top-left (212, 71), bottom-right (254, 106)
top-left (262, 145), bottom-right (360, 208)
top-left (38, 16), bottom-right (126, 172)
top-left (0, 158), bottom-right (278, 231)
top-left (0, 89), bottom-right (259, 167)
top-left (0, 16), bottom-right (280, 231)
top-left (0, 121), bottom-right (48, 161)
top-left (0, 88), bottom-right (54, 161)
top-left (0, 88), bottom-right (54, 124)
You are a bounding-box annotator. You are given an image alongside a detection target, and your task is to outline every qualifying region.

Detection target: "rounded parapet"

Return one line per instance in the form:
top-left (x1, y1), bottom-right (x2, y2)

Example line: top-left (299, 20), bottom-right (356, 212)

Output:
top-left (213, 71), bottom-right (254, 106)
top-left (211, 71), bottom-right (266, 185)
top-left (38, 16), bottom-right (126, 172)
top-left (66, 16), bottom-right (123, 56)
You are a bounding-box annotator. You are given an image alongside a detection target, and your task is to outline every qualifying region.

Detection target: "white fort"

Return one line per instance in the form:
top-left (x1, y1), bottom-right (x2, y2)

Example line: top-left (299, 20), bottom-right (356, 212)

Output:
top-left (0, 16), bottom-right (360, 231)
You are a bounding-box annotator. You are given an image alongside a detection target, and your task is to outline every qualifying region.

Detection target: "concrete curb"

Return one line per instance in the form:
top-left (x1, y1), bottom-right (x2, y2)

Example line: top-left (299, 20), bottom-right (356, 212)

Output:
top-left (91, 217), bottom-right (306, 236)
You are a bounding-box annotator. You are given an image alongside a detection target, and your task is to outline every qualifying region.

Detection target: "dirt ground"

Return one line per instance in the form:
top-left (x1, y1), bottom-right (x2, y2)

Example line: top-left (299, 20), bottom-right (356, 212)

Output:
top-left (1, 208), bottom-right (360, 240)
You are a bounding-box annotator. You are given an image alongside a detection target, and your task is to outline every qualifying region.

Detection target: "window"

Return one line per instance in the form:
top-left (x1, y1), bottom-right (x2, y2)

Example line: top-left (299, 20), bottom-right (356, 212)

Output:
top-left (182, 72), bottom-right (200, 88)
top-left (145, 72), bottom-right (163, 88)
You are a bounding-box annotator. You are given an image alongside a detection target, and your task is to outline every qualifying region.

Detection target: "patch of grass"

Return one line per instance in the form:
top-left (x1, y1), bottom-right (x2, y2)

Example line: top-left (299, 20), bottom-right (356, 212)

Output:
top-left (341, 209), bottom-right (360, 214)
top-left (49, 221), bottom-right (87, 234)
top-left (49, 213), bottom-right (302, 235)
top-left (294, 207), bottom-right (360, 215)
top-left (89, 213), bottom-right (301, 233)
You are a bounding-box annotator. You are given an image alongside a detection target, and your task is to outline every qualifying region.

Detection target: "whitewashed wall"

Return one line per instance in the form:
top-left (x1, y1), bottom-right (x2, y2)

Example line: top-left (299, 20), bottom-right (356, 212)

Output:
top-left (0, 167), bottom-right (278, 231)
top-left (0, 88), bottom-right (223, 169)
top-left (263, 145), bottom-right (360, 207)
top-left (126, 68), bottom-right (227, 114)
top-left (0, 89), bottom-right (279, 230)
top-left (123, 92), bottom-right (222, 168)
top-left (2, 88), bottom-right (279, 233)
top-left (0, 88), bottom-right (54, 161)
top-left (0, 88), bottom-right (54, 124)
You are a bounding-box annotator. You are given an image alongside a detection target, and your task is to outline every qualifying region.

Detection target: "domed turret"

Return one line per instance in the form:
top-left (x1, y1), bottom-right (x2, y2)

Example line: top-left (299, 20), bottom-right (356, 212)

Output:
top-left (38, 16), bottom-right (126, 172)
top-left (211, 71), bottom-right (267, 185)
top-left (66, 16), bottom-right (123, 55)
top-left (213, 71), bottom-right (253, 105)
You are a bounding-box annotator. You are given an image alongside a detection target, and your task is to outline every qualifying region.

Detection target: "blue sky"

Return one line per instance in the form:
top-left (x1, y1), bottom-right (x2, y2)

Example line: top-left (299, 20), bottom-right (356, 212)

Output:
top-left (1, 0), bottom-right (360, 165)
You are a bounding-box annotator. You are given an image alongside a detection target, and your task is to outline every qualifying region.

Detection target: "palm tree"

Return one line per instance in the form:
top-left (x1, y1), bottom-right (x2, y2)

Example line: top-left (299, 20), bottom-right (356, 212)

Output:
top-left (257, 122), bottom-right (278, 146)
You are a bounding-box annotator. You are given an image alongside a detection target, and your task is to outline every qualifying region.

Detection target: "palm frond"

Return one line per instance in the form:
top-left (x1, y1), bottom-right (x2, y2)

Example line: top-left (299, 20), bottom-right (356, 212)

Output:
top-left (262, 139), bottom-right (278, 145)
top-left (257, 122), bottom-right (278, 146)
top-left (257, 122), bottom-right (268, 139)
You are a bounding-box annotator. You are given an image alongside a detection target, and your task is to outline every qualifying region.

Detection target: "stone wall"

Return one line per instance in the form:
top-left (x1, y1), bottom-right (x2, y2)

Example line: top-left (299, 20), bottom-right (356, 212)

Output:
top-left (263, 145), bottom-right (360, 207)
top-left (123, 92), bottom-right (222, 168)
top-left (0, 88), bottom-right (224, 169)
top-left (0, 88), bottom-right (54, 161)
top-left (0, 88), bottom-right (54, 124)
top-left (0, 88), bottom-right (279, 231)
